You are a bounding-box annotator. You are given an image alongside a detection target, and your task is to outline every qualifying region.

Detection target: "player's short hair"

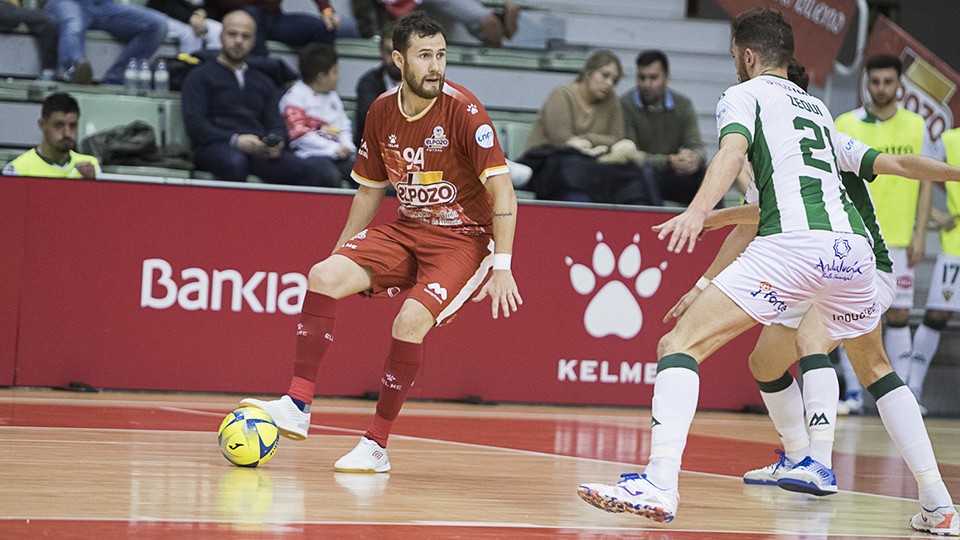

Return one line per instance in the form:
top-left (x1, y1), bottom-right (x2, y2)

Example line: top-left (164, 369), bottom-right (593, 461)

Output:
top-left (41, 92), bottom-right (79, 119)
top-left (865, 54), bottom-right (902, 78)
top-left (299, 42), bottom-right (338, 82)
top-left (393, 11), bottom-right (445, 56)
top-left (577, 49), bottom-right (622, 83)
top-left (787, 58), bottom-right (809, 91)
top-left (636, 49), bottom-right (669, 75)
top-left (732, 8), bottom-right (794, 69)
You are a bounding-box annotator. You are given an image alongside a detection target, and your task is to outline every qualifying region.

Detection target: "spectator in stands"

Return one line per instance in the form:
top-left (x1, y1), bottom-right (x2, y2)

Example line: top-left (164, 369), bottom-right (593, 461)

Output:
top-left (519, 50), bottom-right (649, 204)
top-left (211, 0), bottom-right (359, 57)
top-left (181, 10), bottom-right (330, 185)
top-left (621, 49), bottom-right (706, 206)
top-left (379, 0), bottom-right (518, 48)
top-left (43, 0), bottom-right (167, 85)
top-left (3, 92), bottom-right (99, 179)
top-left (354, 21), bottom-right (399, 148)
top-left (0, 0), bottom-right (58, 80)
top-left (147, 0), bottom-right (223, 54)
top-left (279, 42), bottom-right (354, 187)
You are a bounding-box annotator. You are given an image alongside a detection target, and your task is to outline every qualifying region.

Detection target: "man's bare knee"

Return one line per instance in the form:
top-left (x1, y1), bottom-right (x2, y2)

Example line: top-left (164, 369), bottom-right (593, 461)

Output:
top-left (392, 302), bottom-right (435, 343)
top-left (308, 261), bottom-right (338, 294)
top-left (657, 331), bottom-right (682, 358)
top-left (885, 308), bottom-right (910, 327)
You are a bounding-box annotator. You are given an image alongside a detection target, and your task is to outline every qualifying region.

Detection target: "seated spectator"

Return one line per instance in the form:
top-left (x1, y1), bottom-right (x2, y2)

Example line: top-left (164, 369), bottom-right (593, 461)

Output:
top-left (279, 42), bottom-right (355, 187)
top-left (3, 92), bottom-right (99, 179)
top-left (519, 50), bottom-right (650, 204)
top-left (0, 0), bottom-right (58, 80)
top-left (211, 0), bottom-right (359, 57)
top-left (181, 10), bottom-right (330, 185)
top-left (354, 20), bottom-right (399, 148)
top-left (43, 0), bottom-right (167, 85)
top-left (147, 0), bottom-right (222, 54)
top-left (380, 0), bottom-right (518, 48)
top-left (621, 49), bottom-right (706, 206)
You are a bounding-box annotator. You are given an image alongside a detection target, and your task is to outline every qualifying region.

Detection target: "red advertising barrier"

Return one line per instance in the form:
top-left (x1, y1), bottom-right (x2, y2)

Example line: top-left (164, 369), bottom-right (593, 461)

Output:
top-left (862, 15), bottom-right (960, 141)
top-left (0, 176), bottom-right (762, 410)
top-left (713, 0), bottom-right (857, 88)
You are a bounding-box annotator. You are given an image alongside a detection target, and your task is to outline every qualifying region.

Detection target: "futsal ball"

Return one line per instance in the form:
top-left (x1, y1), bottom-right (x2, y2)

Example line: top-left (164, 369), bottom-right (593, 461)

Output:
top-left (218, 407), bottom-right (279, 467)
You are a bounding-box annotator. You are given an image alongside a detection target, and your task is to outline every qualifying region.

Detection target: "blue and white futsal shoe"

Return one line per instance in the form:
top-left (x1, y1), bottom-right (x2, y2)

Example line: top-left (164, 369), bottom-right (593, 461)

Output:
top-left (743, 449), bottom-right (796, 485)
top-left (577, 473), bottom-right (679, 522)
top-left (776, 456), bottom-right (838, 496)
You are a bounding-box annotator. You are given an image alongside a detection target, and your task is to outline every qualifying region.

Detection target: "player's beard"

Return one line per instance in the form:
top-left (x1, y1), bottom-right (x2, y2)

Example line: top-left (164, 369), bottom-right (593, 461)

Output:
top-left (404, 69), bottom-right (444, 99)
top-left (736, 55), bottom-right (749, 83)
top-left (870, 91), bottom-right (896, 109)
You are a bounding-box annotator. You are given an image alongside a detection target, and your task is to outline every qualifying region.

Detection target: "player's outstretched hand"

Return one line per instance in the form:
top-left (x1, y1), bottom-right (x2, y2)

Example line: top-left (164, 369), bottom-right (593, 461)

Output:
top-left (473, 270), bottom-right (522, 319)
top-left (652, 208), bottom-right (708, 253)
top-left (662, 286), bottom-right (702, 323)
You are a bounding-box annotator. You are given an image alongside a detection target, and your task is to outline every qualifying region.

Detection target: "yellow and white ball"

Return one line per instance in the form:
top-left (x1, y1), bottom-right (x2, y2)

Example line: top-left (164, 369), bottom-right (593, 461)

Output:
top-left (218, 407), bottom-right (279, 467)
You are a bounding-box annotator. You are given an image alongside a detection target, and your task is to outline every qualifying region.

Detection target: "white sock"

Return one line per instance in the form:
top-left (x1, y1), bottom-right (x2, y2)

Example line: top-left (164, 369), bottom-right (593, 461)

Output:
top-left (908, 324), bottom-right (941, 401)
top-left (800, 355), bottom-right (837, 468)
top-left (873, 380), bottom-right (953, 508)
top-left (837, 345), bottom-right (861, 395)
top-left (884, 325), bottom-right (913, 383)
top-left (758, 373), bottom-right (808, 462)
top-left (646, 355), bottom-right (700, 492)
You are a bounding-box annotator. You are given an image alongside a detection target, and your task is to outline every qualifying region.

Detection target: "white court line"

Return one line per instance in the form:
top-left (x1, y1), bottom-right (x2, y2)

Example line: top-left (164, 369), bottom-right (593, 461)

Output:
top-left (0, 516), bottom-right (929, 538)
top-left (0, 405), bottom-right (927, 505)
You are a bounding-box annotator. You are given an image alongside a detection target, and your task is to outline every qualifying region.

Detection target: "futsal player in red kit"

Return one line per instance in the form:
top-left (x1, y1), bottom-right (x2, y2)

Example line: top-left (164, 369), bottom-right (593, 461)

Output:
top-left (241, 11), bottom-right (522, 472)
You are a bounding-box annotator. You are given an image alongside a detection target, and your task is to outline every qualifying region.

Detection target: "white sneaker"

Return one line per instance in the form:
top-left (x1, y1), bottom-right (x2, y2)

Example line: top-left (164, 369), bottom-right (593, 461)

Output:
top-left (334, 436), bottom-right (391, 473)
top-left (577, 473), bottom-right (679, 522)
top-left (837, 390), bottom-right (863, 416)
top-left (239, 395), bottom-right (310, 440)
top-left (743, 450), bottom-right (796, 485)
top-left (910, 505), bottom-right (959, 536)
top-left (777, 456), bottom-right (838, 496)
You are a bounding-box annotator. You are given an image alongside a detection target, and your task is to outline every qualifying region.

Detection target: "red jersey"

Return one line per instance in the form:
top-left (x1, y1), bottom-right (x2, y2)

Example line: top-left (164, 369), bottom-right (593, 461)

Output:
top-left (352, 80), bottom-right (509, 236)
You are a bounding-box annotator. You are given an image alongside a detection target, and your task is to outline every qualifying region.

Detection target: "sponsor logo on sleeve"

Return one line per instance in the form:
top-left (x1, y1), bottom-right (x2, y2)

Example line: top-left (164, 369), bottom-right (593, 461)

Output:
top-left (475, 124), bottom-right (494, 149)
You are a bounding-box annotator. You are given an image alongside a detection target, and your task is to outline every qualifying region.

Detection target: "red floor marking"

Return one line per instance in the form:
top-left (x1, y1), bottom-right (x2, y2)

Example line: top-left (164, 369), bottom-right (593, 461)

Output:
top-left (0, 519), bottom-right (874, 540)
top-left (2, 402), bottom-right (956, 500)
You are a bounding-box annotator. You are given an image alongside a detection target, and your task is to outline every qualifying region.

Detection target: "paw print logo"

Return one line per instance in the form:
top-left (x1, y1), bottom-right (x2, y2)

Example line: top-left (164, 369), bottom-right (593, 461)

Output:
top-left (466, 103), bottom-right (478, 115)
top-left (565, 232), bottom-right (667, 339)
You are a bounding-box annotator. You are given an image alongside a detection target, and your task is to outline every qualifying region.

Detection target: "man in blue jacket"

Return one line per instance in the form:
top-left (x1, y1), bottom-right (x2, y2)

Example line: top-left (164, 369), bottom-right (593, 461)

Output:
top-left (181, 9), bottom-right (326, 185)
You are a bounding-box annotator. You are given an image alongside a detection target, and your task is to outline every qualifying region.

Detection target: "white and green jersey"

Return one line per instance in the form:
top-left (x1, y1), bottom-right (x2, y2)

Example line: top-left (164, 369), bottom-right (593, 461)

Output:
top-left (717, 75), bottom-right (866, 238)
top-left (746, 131), bottom-right (889, 272)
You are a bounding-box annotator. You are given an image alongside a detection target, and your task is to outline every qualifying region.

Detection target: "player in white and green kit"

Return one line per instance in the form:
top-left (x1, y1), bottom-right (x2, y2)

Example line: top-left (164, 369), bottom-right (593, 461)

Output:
top-left (576, 10), bottom-right (955, 533)
top-left (581, 56), bottom-right (960, 536)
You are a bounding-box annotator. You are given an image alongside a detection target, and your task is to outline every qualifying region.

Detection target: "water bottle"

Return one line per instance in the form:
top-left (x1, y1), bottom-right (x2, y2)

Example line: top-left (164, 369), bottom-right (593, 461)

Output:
top-left (138, 59), bottom-right (152, 94)
top-left (153, 59), bottom-right (170, 92)
top-left (124, 59), bottom-right (139, 93)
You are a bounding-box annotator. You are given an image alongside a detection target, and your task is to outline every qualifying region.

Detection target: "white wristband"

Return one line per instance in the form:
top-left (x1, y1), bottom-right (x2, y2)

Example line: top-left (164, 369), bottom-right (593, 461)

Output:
top-left (492, 253), bottom-right (512, 271)
top-left (695, 276), bottom-right (710, 291)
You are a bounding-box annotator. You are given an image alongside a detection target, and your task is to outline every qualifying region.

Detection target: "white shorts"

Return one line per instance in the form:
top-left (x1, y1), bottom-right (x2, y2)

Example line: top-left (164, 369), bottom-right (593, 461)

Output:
top-left (777, 270), bottom-right (896, 329)
top-left (888, 247), bottom-right (915, 310)
top-left (925, 253), bottom-right (960, 312)
top-left (713, 230), bottom-right (879, 340)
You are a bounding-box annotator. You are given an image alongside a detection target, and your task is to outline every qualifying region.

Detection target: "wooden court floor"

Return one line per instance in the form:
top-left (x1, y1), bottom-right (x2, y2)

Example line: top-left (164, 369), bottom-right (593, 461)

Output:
top-left (1, 388), bottom-right (957, 539)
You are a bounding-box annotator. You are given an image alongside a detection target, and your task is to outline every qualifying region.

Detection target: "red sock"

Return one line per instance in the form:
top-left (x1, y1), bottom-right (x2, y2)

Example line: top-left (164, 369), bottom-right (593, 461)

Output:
top-left (287, 291), bottom-right (337, 405)
top-left (364, 338), bottom-right (423, 447)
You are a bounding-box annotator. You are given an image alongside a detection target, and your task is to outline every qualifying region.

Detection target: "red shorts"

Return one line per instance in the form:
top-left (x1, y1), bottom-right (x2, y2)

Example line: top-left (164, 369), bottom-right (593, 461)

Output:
top-left (336, 218), bottom-right (494, 324)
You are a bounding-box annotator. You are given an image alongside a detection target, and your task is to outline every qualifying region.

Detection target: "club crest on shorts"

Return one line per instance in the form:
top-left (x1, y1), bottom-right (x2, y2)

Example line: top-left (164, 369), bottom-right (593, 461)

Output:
top-left (833, 238), bottom-right (851, 259)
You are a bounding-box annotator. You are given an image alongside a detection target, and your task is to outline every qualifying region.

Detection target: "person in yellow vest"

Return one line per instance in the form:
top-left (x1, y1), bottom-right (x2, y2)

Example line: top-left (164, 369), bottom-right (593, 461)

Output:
top-left (3, 92), bottom-right (100, 179)
top-left (904, 126), bottom-right (960, 411)
top-left (833, 54), bottom-right (938, 414)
